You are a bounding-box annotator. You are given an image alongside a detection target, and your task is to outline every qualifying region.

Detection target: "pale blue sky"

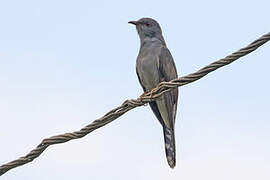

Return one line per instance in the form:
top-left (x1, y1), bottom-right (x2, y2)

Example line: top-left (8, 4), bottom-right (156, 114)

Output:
top-left (1, 0), bottom-right (270, 179)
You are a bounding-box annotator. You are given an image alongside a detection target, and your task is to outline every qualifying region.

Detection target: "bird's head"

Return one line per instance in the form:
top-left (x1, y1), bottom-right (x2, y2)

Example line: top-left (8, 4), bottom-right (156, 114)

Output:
top-left (129, 18), bottom-right (164, 42)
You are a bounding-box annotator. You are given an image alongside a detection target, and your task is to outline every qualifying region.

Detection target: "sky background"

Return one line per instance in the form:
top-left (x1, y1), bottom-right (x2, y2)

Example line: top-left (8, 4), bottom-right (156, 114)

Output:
top-left (0, 0), bottom-right (270, 179)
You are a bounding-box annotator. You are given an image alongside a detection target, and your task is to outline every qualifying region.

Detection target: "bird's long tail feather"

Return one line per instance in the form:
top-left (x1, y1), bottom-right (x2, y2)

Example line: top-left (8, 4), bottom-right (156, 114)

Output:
top-left (163, 126), bottom-right (176, 168)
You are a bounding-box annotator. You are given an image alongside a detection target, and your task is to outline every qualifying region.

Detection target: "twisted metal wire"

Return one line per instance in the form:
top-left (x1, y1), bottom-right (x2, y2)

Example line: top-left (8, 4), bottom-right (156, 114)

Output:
top-left (0, 32), bottom-right (269, 176)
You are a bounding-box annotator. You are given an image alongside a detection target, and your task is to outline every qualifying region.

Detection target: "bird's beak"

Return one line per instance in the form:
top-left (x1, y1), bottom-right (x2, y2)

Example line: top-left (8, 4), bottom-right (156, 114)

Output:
top-left (128, 21), bottom-right (139, 25)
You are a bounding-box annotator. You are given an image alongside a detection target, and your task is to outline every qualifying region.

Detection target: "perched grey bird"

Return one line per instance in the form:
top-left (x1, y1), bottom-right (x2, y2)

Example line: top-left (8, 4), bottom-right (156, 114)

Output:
top-left (129, 18), bottom-right (179, 168)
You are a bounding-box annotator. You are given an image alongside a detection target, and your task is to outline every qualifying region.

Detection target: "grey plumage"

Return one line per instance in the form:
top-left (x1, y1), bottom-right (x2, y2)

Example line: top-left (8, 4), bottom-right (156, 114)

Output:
top-left (129, 18), bottom-right (178, 168)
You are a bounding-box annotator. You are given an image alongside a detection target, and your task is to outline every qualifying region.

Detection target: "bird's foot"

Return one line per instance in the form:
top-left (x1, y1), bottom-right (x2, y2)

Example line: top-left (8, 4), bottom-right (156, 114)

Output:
top-left (138, 92), bottom-right (147, 102)
top-left (149, 88), bottom-right (156, 99)
top-left (138, 88), bottom-right (156, 102)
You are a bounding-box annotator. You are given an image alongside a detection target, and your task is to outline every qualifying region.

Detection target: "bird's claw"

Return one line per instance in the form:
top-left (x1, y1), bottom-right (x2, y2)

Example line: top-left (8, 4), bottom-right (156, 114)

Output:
top-left (138, 88), bottom-right (156, 102)
top-left (149, 88), bottom-right (156, 99)
top-left (138, 92), bottom-right (147, 101)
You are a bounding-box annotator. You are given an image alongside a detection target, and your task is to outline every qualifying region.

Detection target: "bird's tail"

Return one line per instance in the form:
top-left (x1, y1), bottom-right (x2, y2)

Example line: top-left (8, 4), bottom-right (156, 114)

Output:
top-left (163, 126), bottom-right (176, 168)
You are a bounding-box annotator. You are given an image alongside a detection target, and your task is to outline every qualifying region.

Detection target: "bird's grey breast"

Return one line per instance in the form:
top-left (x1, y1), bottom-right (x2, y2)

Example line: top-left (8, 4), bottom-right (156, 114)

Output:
top-left (136, 42), bottom-right (163, 91)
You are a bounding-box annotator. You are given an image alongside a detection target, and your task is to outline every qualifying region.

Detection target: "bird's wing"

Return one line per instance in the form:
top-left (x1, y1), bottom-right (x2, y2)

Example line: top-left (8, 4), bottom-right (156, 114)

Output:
top-left (159, 46), bottom-right (178, 126)
top-left (149, 46), bottom-right (178, 127)
top-left (158, 47), bottom-right (178, 82)
top-left (152, 46), bottom-right (179, 168)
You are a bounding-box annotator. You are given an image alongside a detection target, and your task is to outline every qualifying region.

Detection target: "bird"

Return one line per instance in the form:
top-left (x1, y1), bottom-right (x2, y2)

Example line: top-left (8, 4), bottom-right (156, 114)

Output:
top-left (129, 18), bottom-right (179, 168)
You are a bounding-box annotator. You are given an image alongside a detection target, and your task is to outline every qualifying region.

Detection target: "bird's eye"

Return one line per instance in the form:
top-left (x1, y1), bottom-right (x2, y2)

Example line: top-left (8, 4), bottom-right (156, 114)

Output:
top-left (146, 22), bottom-right (150, 27)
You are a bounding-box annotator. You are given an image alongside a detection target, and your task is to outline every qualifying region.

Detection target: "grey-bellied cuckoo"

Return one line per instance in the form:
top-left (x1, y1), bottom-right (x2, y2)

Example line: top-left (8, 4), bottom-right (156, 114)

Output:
top-left (129, 17), bottom-right (179, 168)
